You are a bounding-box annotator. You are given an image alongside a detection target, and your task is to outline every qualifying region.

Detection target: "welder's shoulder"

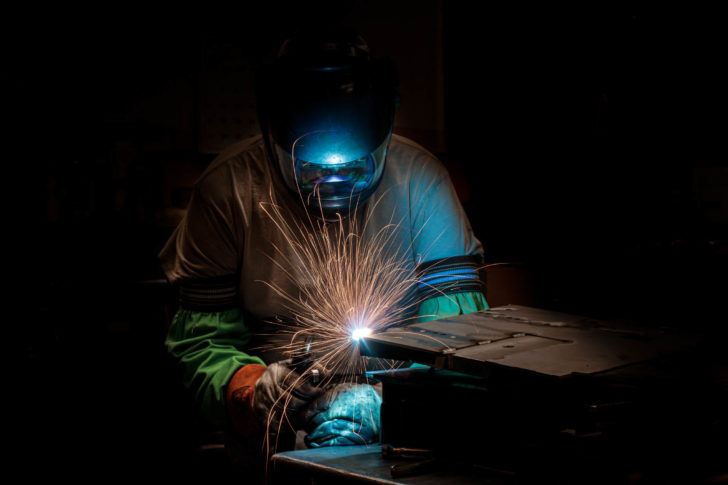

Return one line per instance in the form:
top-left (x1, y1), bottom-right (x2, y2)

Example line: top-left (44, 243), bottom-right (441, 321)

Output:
top-left (388, 134), bottom-right (449, 180)
top-left (193, 135), bottom-right (269, 197)
top-left (212, 134), bottom-right (267, 166)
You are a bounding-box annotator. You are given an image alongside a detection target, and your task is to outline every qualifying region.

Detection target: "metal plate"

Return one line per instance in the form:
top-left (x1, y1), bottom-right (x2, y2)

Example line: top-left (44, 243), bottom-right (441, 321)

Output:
top-left (361, 305), bottom-right (701, 377)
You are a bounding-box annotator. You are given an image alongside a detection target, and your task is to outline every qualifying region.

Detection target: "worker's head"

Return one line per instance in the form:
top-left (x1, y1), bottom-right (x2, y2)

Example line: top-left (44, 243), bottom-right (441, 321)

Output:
top-left (256, 27), bottom-right (398, 219)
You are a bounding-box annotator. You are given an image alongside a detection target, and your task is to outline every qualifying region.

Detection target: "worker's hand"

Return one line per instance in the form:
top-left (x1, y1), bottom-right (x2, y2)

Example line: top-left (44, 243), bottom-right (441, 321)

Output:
top-left (226, 363), bottom-right (267, 437)
top-left (302, 382), bottom-right (382, 447)
top-left (251, 361), bottom-right (324, 434)
top-left (226, 361), bottom-right (323, 438)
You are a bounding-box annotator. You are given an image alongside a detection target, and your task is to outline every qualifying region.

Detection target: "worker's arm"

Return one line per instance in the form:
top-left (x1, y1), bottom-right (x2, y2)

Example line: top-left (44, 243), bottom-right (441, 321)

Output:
top-left (165, 307), bottom-right (265, 430)
top-left (415, 254), bottom-right (488, 322)
top-left (159, 168), bottom-right (269, 433)
top-left (417, 290), bottom-right (488, 322)
top-left (167, 306), bottom-right (322, 438)
top-left (405, 147), bottom-right (488, 323)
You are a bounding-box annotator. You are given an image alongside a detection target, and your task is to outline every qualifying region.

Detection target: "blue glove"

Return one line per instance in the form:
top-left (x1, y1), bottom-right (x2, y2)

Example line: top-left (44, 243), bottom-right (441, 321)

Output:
top-left (302, 383), bottom-right (382, 447)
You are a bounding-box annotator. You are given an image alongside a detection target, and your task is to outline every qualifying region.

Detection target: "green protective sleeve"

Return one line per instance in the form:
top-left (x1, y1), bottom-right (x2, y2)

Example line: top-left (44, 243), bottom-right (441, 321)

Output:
top-left (416, 291), bottom-right (489, 323)
top-left (165, 307), bottom-right (265, 429)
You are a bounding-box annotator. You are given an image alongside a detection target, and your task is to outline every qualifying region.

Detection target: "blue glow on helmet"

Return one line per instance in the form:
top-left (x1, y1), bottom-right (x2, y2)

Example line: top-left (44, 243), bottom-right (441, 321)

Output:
top-left (274, 128), bottom-right (390, 212)
top-left (325, 155), bottom-right (345, 165)
top-left (293, 130), bottom-right (369, 165)
top-left (319, 174), bottom-right (348, 182)
top-left (257, 28), bottom-right (398, 218)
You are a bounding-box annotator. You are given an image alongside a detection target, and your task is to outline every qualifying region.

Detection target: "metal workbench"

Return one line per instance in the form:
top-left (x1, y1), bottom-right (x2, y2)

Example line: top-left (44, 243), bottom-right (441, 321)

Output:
top-left (270, 444), bottom-right (506, 484)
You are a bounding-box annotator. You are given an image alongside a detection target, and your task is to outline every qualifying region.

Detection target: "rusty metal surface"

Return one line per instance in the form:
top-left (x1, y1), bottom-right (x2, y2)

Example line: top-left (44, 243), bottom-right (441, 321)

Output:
top-left (362, 305), bottom-right (702, 377)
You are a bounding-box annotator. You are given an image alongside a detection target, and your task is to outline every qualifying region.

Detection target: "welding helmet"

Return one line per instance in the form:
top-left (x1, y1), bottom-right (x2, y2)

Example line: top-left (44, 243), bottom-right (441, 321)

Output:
top-left (256, 28), bottom-right (398, 218)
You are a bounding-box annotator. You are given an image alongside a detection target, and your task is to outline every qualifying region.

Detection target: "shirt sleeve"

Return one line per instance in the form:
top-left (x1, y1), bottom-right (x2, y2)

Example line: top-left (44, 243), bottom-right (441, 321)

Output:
top-left (166, 308), bottom-right (265, 429)
top-left (159, 165), bottom-right (257, 428)
top-left (417, 291), bottom-right (489, 323)
top-left (408, 153), bottom-right (487, 310)
top-left (159, 166), bottom-right (245, 284)
top-left (410, 158), bottom-right (483, 264)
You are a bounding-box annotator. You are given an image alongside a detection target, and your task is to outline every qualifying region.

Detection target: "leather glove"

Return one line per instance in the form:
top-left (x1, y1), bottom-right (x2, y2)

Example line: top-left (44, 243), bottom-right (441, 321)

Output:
top-left (302, 383), bottom-right (382, 447)
top-left (226, 363), bottom-right (267, 437)
top-left (252, 360), bottom-right (323, 433)
top-left (226, 361), bottom-right (322, 438)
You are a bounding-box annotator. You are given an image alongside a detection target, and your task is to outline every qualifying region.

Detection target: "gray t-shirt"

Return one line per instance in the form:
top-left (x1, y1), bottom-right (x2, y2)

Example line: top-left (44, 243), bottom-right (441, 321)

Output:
top-left (159, 134), bottom-right (483, 325)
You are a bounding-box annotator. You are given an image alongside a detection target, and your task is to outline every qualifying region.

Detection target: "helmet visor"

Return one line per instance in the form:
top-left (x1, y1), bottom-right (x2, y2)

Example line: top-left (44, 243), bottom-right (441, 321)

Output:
top-left (274, 130), bottom-right (389, 203)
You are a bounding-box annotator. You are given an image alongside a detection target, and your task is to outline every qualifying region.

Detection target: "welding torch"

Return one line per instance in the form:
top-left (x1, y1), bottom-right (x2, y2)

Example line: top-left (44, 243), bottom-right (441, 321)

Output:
top-left (290, 336), bottom-right (322, 386)
top-left (288, 328), bottom-right (376, 387)
top-left (270, 314), bottom-right (322, 387)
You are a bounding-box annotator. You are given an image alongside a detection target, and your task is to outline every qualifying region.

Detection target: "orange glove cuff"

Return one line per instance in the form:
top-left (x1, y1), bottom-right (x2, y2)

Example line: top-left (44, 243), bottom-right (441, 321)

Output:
top-left (226, 363), bottom-right (267, 437)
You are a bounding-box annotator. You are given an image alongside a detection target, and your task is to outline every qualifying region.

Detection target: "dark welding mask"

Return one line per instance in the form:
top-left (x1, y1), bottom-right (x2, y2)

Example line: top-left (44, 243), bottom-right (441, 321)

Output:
top-left (257, 29), bottom-right (398, 218)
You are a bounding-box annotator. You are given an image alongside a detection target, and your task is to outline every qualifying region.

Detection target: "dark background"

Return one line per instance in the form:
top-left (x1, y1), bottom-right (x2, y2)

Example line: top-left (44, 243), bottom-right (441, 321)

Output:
top-left (7, 2), bottom-right (726, 482)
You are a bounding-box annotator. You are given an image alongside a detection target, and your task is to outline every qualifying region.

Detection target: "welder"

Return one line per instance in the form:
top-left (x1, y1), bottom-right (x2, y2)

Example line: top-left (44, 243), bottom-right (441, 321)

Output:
top-left (159, 26), bottom-right (488, 467)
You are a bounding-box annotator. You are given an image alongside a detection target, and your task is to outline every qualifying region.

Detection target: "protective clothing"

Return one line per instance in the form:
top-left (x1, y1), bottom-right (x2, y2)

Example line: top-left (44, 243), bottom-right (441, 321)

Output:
top-left (302, 383), bottom-right (382, 447)
top-left (226, 362), bottom-right (267, 437)
top-left (166, 307), bottom-right (265, 425)
top-left (418, 292), bottom-right (489, 323)
top-left (226, 361), bottom-right (319, 439)
top-left (251, 361), bottom-right (322, 432)
top-left (160, 133), bottom-right (488, 434)
top-left (256, 28), bottom-right (397, 218)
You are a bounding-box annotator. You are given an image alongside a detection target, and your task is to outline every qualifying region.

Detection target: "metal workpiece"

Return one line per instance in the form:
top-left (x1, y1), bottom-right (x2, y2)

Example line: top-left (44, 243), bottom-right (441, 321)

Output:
top-left (273, 307), bottom-right (725, 484)
top-left (360, 305), bottom-right (702, 378)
